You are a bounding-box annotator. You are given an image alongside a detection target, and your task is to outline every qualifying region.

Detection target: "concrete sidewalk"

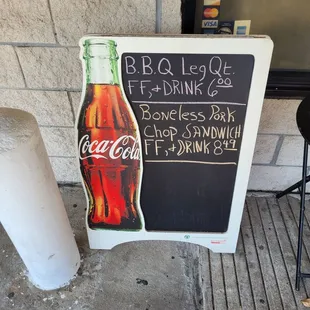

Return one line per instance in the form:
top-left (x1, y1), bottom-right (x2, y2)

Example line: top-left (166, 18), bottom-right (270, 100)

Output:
top-left (0, 186), bottom-right (202, 310)
top-left (0, 187), bottom-right (309, 309)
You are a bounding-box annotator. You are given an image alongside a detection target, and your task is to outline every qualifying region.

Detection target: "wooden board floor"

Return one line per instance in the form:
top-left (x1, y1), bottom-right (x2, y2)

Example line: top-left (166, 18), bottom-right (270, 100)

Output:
top-left (202, 195), bottom-right (310, 310)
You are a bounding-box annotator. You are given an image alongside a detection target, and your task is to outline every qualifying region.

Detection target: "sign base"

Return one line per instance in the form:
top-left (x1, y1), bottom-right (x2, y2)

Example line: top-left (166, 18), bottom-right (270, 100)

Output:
top-left (87, 228), bottom-right (238, 253)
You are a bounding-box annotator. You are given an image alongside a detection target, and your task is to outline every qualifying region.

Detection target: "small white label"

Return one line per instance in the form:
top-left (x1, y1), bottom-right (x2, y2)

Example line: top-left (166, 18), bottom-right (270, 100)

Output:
top-left (202, 20), bottom-right (219, 29)
top-left (204, 0), bottom-right (221, 5)
top-left (211, 240), bottom-right (226, 244)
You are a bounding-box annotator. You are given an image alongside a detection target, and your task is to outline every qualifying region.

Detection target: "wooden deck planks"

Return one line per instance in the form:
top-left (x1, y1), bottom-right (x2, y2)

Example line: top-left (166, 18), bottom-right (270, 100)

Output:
top-left (222, 253), bottom-right (241, 309)
top-left (241, 202), bottom-right (269, 310)
top-left (198, 247), bottom-right (214, 310)
top-left (268, 196), bottom-right (308, 308)
top-left (258, 197), bottom-right (297, 310)
top-left (197, 195), bottom-right (310, 310)
top-left (234, 233), bottom-right (255, 310)
top-left (247, 197), bottom-right (282, 310)
top-left (209, 251), bottom-right (227, 310)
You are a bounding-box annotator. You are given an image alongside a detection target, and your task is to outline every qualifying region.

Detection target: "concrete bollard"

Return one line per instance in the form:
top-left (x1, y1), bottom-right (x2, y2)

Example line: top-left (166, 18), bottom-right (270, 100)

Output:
top-left (0, 108), bottom-right (80, 290)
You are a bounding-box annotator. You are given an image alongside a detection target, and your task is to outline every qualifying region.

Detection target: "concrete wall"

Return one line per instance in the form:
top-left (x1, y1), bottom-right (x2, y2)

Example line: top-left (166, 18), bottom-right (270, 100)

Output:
top-left (0, 0), bottom-right (181, 182)
top-left (251, 99), bottom-right (304, 191)
top-left (0, 1), bottom-right (303, 191)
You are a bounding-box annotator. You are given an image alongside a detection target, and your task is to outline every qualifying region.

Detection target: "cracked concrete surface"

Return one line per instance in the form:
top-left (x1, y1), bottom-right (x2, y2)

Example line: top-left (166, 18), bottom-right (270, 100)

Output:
top-left (0, 186), bottom-right (204, 310)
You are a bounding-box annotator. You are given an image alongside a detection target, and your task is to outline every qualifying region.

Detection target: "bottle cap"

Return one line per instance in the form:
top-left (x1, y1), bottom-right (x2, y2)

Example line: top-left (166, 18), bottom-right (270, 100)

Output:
top-left (83, 38), bottom-right (118, 60)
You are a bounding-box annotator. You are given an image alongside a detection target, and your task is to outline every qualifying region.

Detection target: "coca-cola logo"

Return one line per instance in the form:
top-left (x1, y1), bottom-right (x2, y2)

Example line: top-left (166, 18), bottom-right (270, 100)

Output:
top-left (79, 134), bottom-right (140, 160)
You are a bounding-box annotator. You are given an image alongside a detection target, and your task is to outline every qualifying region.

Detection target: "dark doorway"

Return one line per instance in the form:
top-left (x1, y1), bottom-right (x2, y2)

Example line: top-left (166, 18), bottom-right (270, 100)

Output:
top-left (181, 0), bottom-right (196, 34)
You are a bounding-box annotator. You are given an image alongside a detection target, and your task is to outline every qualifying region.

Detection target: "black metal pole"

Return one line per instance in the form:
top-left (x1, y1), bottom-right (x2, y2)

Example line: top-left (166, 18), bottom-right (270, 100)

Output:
top-left (296, 139), bottom-right (308, 291)
top-left (276, 175), bottom-right (310, 199)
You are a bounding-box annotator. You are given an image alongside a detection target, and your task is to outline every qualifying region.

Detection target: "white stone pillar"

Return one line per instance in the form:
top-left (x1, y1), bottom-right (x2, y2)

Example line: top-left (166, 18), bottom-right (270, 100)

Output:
top-left (0, 108), bottom-right (80, 290)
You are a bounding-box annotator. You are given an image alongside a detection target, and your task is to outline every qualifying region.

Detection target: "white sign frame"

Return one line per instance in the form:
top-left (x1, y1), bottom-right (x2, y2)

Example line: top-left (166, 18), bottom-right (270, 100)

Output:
top-left (77, 35), bottom-right (273, 253)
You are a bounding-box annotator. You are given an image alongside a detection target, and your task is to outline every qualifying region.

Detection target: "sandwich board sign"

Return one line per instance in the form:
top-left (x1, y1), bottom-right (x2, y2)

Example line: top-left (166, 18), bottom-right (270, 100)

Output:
top-left (76, 35), bottom-right (273, 253)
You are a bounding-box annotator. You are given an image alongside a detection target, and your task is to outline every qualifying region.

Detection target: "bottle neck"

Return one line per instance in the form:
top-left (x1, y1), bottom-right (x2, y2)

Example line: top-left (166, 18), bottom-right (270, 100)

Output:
top-left (86, 57), bottom-right (119, 85)
top-left (83, 39), bottom-right (119, 85)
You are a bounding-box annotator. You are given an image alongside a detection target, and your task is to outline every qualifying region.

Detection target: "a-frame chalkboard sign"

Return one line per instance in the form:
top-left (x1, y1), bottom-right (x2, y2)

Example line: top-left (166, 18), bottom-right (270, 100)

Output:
top-left (76, 35), bottom-right (273, 253)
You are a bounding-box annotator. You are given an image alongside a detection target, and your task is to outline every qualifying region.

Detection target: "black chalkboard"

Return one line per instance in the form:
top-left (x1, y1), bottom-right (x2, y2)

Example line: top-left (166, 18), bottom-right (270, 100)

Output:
top-left (121, 53), bottom-right (254, 233)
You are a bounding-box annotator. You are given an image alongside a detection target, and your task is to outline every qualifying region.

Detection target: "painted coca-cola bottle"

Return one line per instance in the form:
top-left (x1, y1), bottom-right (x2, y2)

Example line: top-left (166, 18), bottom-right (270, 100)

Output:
top-left (77, 38), bottom-right (142, 230)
